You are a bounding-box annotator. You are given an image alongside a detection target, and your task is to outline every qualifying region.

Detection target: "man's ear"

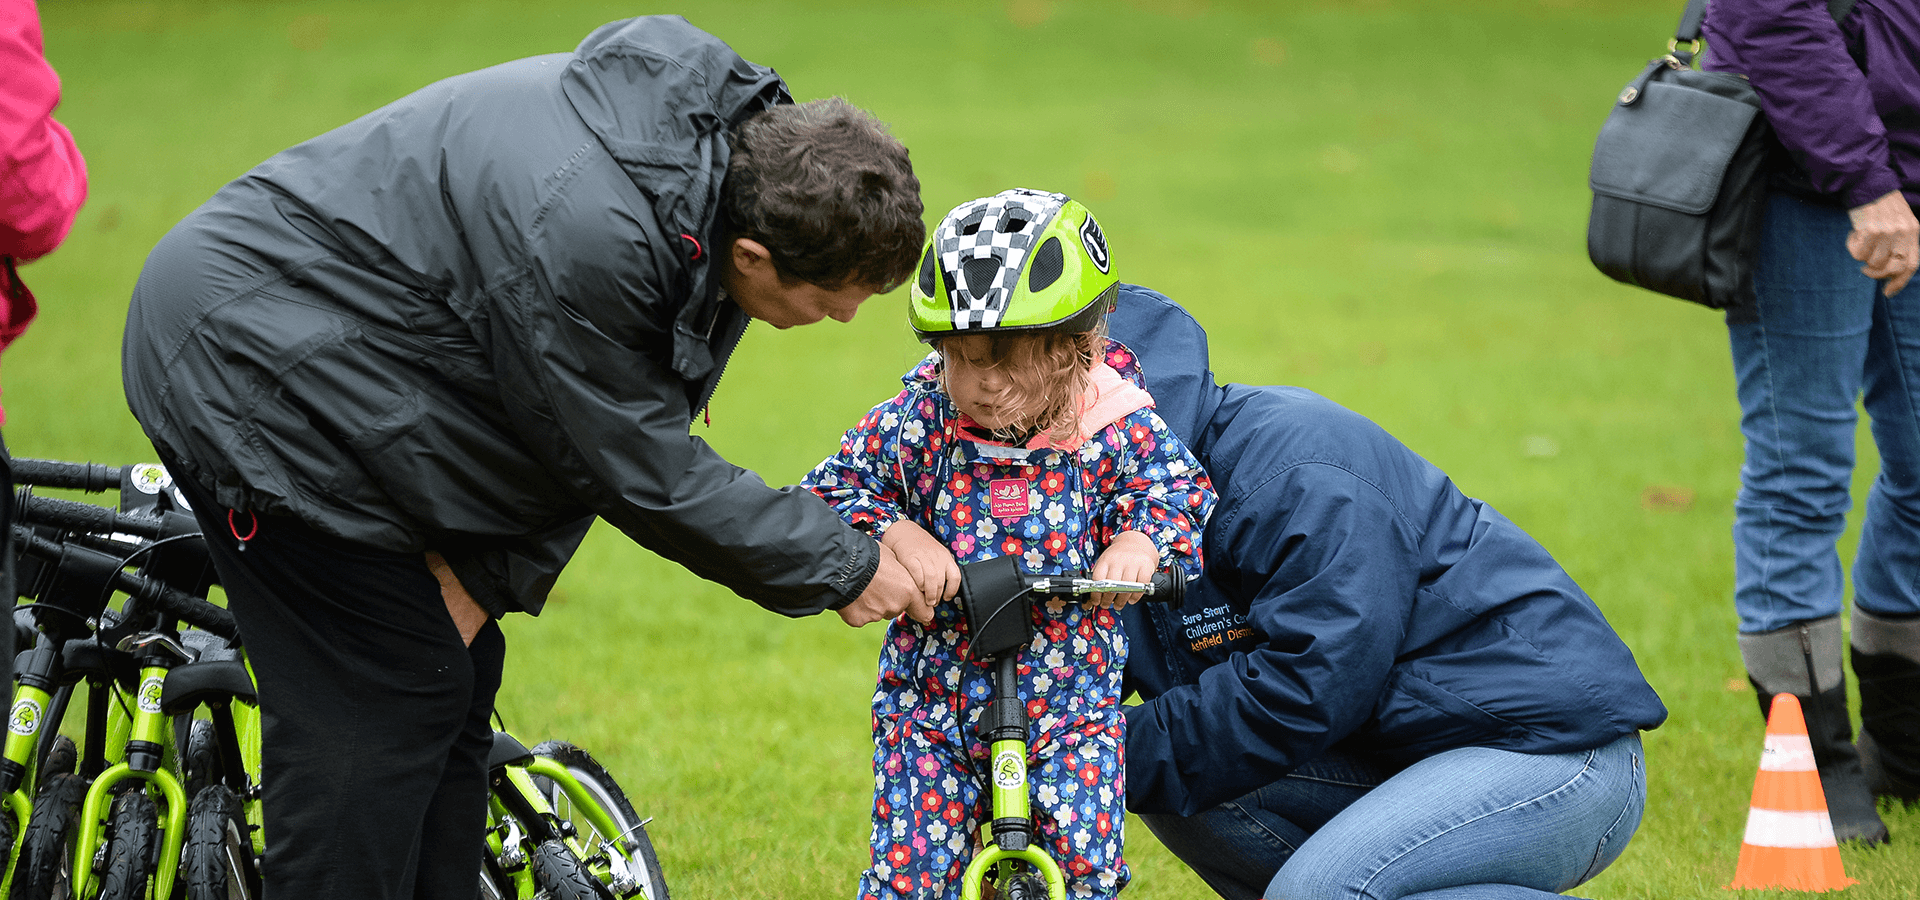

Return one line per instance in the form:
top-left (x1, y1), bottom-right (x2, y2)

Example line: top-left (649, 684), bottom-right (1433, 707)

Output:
top-left (730, 237), bottom-right (773, 274)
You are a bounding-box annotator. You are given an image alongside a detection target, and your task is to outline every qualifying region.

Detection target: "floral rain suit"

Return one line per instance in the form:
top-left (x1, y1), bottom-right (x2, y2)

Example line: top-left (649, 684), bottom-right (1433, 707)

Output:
top-left (804, 341), bottom-right (1214, 900)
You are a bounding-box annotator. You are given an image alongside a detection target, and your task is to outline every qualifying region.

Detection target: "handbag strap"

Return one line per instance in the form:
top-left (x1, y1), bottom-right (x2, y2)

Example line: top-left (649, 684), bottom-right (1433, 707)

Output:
top-left (1677, 0), bottom-right (1860, 43)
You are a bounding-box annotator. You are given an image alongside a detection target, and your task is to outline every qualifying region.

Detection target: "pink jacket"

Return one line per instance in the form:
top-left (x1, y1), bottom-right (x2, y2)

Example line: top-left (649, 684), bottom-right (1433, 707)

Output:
top-left (1, 0), bottom-right (87, 416)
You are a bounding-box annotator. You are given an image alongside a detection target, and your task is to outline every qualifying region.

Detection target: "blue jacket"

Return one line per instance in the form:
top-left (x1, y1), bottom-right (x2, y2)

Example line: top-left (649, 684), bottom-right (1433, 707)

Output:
top-left (1108, 286), bottom-right (1668, 817)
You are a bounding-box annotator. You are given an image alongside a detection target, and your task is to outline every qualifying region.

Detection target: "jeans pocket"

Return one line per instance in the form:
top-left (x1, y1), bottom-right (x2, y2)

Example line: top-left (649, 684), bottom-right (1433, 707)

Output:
top-left (1581, 748), bottom-right (1646, 883)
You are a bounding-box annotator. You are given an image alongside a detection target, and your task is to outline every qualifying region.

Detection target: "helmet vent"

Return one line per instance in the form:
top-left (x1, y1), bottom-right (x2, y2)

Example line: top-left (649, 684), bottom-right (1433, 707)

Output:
top-left (1000, 216), bottom-right (1029, 233)
top-left (917, 251), bottom-right (936, 297)
top-left (962, 257), bottom-right (1003, 301)
top-left (1029, 237), bottom-right (1064, 293)
top-left (960, 221), bottom-right (982, 236)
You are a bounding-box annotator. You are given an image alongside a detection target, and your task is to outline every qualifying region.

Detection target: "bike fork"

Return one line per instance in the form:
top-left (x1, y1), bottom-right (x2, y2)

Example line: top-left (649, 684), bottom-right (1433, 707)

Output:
top-left (961, 655), bottom-right (1065, 900)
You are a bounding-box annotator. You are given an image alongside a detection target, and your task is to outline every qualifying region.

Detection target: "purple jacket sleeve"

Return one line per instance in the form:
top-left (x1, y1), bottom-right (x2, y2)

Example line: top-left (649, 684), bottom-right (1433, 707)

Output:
top-left (1703, 0), bottom-right (1902, 208)
top-left (1, 0), bottom-right (87, 261)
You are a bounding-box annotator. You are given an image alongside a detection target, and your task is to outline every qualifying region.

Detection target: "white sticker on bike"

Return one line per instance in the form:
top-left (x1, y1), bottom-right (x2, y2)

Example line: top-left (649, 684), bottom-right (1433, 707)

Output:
top-left (8, 697), bottom-right (40, 736)
top-left (993, 748), bottom-right (1024, 790)
top-left (138, 676), bottom-right (165, 714)
top-left (130, 463), bottom-right (172, 495)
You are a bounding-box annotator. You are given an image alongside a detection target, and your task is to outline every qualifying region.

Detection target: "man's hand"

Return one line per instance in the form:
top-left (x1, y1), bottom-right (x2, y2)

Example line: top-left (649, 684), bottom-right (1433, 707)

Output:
top-left (1847, 190), bottom-right (1919, 297)
top-left (424, 550), bottom-right (486, 646)
top-left (881, 520), bottom-right (961, 612)
top-left (838, 543), bottom-right (934, 627)
top-left (1089, 530), bottom-right (1160, 609)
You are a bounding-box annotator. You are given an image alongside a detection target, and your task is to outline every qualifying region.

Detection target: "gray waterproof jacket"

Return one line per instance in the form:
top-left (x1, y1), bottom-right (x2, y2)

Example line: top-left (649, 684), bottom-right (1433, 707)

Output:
top-left (121, 16), bottom-right (878, 617)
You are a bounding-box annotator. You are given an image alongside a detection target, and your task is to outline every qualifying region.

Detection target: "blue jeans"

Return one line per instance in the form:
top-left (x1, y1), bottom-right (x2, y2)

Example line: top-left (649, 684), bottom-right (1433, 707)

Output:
top-left (1136, 734), bottom-right (1645, 900)
top-left (1728, 191), bottom-right (1920, 633)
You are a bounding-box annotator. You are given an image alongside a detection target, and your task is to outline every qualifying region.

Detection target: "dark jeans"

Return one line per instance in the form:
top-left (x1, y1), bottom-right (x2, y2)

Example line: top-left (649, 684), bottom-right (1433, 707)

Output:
top-left (170, 472), bottom-right (502, 900)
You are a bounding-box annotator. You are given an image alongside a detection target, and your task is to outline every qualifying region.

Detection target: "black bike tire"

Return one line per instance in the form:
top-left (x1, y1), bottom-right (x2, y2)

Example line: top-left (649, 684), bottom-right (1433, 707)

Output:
top-left (182, 784), bottom-right (259, 900)
top-left (10, 772), bottom-right (84, 900)
top-left (95, 790), bottom-right (158, 900)
top-left (1002, 871), bottom-right (1051, 900)
top-left (530, 741), bottom-right (668, 900)
top-left (180, 719), bottom-right (220, 803)
top-left (529, 839), bottom-right (611, 900)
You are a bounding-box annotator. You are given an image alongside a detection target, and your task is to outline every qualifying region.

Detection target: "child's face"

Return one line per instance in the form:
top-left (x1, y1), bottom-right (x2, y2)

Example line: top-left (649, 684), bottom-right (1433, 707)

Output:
top-left (941, 336), bottom-right (1023, 432)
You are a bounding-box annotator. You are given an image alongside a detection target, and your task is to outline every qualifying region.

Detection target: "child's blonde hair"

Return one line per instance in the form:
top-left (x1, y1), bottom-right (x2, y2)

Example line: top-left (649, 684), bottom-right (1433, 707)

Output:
top-left (935, 322), bottom-right (1106, 443)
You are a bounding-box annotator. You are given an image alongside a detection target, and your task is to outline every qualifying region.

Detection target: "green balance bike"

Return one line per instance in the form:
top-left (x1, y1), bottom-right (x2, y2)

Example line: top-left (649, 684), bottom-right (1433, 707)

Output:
top-left (954, 555), bottom-right (1181, 900)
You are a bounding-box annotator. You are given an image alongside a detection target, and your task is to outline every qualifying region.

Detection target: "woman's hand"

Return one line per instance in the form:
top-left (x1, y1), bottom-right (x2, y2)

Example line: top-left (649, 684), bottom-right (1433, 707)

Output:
top-left (1847, 190), bottom-right (1919, 296)
top-left (1089, 530), bottom-right (1160, 609)
top-left (881, 520), bottom-right (961, 617)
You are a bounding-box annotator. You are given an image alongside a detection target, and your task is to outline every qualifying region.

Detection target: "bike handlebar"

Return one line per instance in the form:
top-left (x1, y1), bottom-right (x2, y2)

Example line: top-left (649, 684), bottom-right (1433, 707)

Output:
top-left (11, 458), bottom-right (123, 493)
top-left (16, 493), bottom-right (198, 541)
top-left (1024, 571), bottom-right (1184, 606)
top-left (10, 527), bottom-right (238, 641)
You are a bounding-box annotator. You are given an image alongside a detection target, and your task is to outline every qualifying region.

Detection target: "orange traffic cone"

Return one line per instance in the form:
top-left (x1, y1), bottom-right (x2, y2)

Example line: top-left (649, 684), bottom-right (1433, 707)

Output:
top-left (1727, 693), bottom-right (1858, 891)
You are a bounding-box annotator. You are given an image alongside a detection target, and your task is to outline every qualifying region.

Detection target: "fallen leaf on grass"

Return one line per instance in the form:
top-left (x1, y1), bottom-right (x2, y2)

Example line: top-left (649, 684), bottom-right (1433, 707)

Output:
top-left (1642, 485), bottom-right (1695, 511)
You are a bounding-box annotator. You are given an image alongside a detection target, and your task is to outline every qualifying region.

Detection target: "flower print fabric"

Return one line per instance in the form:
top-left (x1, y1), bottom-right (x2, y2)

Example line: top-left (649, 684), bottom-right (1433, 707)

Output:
top-left (804, 340), bottom-right (1214, 900)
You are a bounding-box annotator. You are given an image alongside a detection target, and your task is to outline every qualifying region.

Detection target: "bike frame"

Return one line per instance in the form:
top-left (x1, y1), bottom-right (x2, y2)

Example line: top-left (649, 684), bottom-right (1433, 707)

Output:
top-left (484, 732), bottom-right (652, 899)
top-left (71, 650), bottom-right (189, 900)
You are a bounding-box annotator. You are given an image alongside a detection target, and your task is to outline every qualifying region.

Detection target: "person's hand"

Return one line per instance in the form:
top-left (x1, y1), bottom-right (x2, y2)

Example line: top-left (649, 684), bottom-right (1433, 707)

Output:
top-left (881, 520), bottom-right (961, 613)
top-left (424, 550), bottom-right (486, 646)
top-left (1089, 530), bottom-right (1160, 609)
top-left (1846, 190), bottom-right (1919, 297)
top-left (838, 543), bottom-right (933, 627)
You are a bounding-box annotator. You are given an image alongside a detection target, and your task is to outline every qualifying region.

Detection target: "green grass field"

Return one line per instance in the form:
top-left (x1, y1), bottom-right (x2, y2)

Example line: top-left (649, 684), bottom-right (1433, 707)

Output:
top-left (16, 0), bottom-right (1920, 896)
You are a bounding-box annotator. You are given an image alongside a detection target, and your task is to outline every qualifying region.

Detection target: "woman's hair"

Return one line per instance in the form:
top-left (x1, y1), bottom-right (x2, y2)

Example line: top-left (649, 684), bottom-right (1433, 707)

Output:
top-left (936, 323), bottom-right (1106, 443)
top-left (723, 97), bottom-right (924, 292)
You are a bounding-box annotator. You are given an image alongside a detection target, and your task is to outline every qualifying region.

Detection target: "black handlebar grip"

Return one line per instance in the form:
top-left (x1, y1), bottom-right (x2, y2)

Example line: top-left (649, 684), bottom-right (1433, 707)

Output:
top-left (120, 572), bottom-right (239, 642)
top-left (17, 494), bottom-right (171, 539)
top-left (1148, 572), bottom-right (1184, 608)
top-left (11, 458), bottom-right (123, 493)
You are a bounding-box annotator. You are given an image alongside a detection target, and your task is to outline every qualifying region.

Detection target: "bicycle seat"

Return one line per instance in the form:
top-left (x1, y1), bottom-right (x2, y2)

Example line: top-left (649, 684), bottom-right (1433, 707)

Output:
top-left (160, 659), bottom-right (257, 715)
top-left (488, 731), bottom-right (535, 770)
top-left (960, 555), bottom-right (1034, 661)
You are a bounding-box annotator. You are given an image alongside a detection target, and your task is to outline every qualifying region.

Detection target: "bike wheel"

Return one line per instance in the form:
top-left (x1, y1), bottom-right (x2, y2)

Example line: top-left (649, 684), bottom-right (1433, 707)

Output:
top-left (95, 790), bottom-right (158, 900)
top-left (529, 839), bottom-right (610, 900)
top-left (179, 719), bottom-right (220, 802)
top-left (10, 772), bottom-right (84, 900)
top-left (181, 785), bottom-right (258, 900)
top-left (1001, 872), bottom-right (1050, 900)
top-left (530, 742), bottom-right (668, 900)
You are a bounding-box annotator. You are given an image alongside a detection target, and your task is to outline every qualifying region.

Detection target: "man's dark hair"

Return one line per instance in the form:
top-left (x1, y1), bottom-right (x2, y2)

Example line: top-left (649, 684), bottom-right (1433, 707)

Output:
top-left (724, 97), bottom-right (924, 291)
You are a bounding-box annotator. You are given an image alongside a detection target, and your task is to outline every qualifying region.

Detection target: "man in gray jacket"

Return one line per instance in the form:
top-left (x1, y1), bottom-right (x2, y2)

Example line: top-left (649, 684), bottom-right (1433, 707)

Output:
top-left (121, 16), bottom-right (926, 899)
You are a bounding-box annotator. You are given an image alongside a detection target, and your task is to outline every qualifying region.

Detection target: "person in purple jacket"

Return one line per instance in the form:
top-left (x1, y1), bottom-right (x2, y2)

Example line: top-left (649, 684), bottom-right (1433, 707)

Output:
top-left (1704, 0), bottom-right (1920, 846)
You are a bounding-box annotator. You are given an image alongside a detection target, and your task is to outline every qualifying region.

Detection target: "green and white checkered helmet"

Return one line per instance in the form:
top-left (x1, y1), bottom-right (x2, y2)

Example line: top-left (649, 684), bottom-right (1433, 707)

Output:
top-left (908, 188), bottom-right (1117, 341)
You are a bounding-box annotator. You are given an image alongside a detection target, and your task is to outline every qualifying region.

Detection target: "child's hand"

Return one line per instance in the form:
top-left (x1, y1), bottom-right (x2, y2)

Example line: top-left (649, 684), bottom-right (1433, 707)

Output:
top-left (881, 520), bottom-right (961, 615)
top-left (1089, 531), bottom-right (1159, 609)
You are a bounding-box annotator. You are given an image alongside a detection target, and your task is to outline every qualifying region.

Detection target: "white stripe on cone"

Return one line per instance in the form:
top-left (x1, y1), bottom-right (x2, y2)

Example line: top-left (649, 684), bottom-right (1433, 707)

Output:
top-left (1759, 733), bottom-right (1817, 772)
top-left (1742, 808), bottom-right (1838, 849)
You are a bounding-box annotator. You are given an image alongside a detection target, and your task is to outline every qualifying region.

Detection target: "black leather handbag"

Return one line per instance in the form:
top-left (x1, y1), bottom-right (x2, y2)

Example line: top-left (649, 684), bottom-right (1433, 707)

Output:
top-left (1586, 0), bottom-right (1771, 310)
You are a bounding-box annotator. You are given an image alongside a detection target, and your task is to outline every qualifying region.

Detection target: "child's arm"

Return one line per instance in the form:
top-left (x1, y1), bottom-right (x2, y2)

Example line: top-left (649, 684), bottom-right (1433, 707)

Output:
top-left (1088, 407), bottom-right (1217, 606)
top-left (880, 519), bottom-right (962, 607)
top-left (802, 390), bottom-right (952, 615)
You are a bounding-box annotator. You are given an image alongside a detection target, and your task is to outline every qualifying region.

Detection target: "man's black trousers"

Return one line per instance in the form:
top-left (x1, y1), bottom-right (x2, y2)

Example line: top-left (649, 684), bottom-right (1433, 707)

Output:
top-left (170, 471), bottom-right (502, 900)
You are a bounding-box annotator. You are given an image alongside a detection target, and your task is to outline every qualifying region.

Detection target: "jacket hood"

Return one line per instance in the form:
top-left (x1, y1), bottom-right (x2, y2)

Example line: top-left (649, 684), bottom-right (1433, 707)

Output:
top-left (564, 16), bottom-right (789, 228)
top-left (1106, 284), bottom-right (1224, 454)
top-left (562, 16), bottom-right (790, 388)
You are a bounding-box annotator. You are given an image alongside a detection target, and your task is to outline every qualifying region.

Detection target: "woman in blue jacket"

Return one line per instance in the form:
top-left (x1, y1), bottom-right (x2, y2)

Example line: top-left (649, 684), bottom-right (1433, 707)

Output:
top-left (1108, 287), bottom-right (1667, 900)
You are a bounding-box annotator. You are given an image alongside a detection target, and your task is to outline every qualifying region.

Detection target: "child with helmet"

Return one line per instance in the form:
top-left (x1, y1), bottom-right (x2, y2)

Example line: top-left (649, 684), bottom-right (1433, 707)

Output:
top-left (802, 189), bottom-right (1216, 900)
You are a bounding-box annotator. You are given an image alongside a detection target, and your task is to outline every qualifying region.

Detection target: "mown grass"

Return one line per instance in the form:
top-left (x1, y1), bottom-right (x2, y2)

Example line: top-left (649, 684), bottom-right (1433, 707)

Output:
top-left (17, 0), bottom-right (1919, 897)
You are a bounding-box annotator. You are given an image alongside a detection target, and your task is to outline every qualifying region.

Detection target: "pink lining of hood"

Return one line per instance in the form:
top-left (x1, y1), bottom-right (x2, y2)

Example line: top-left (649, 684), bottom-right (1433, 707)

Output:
top-left (956, 362), bottom-right (1154, 453)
